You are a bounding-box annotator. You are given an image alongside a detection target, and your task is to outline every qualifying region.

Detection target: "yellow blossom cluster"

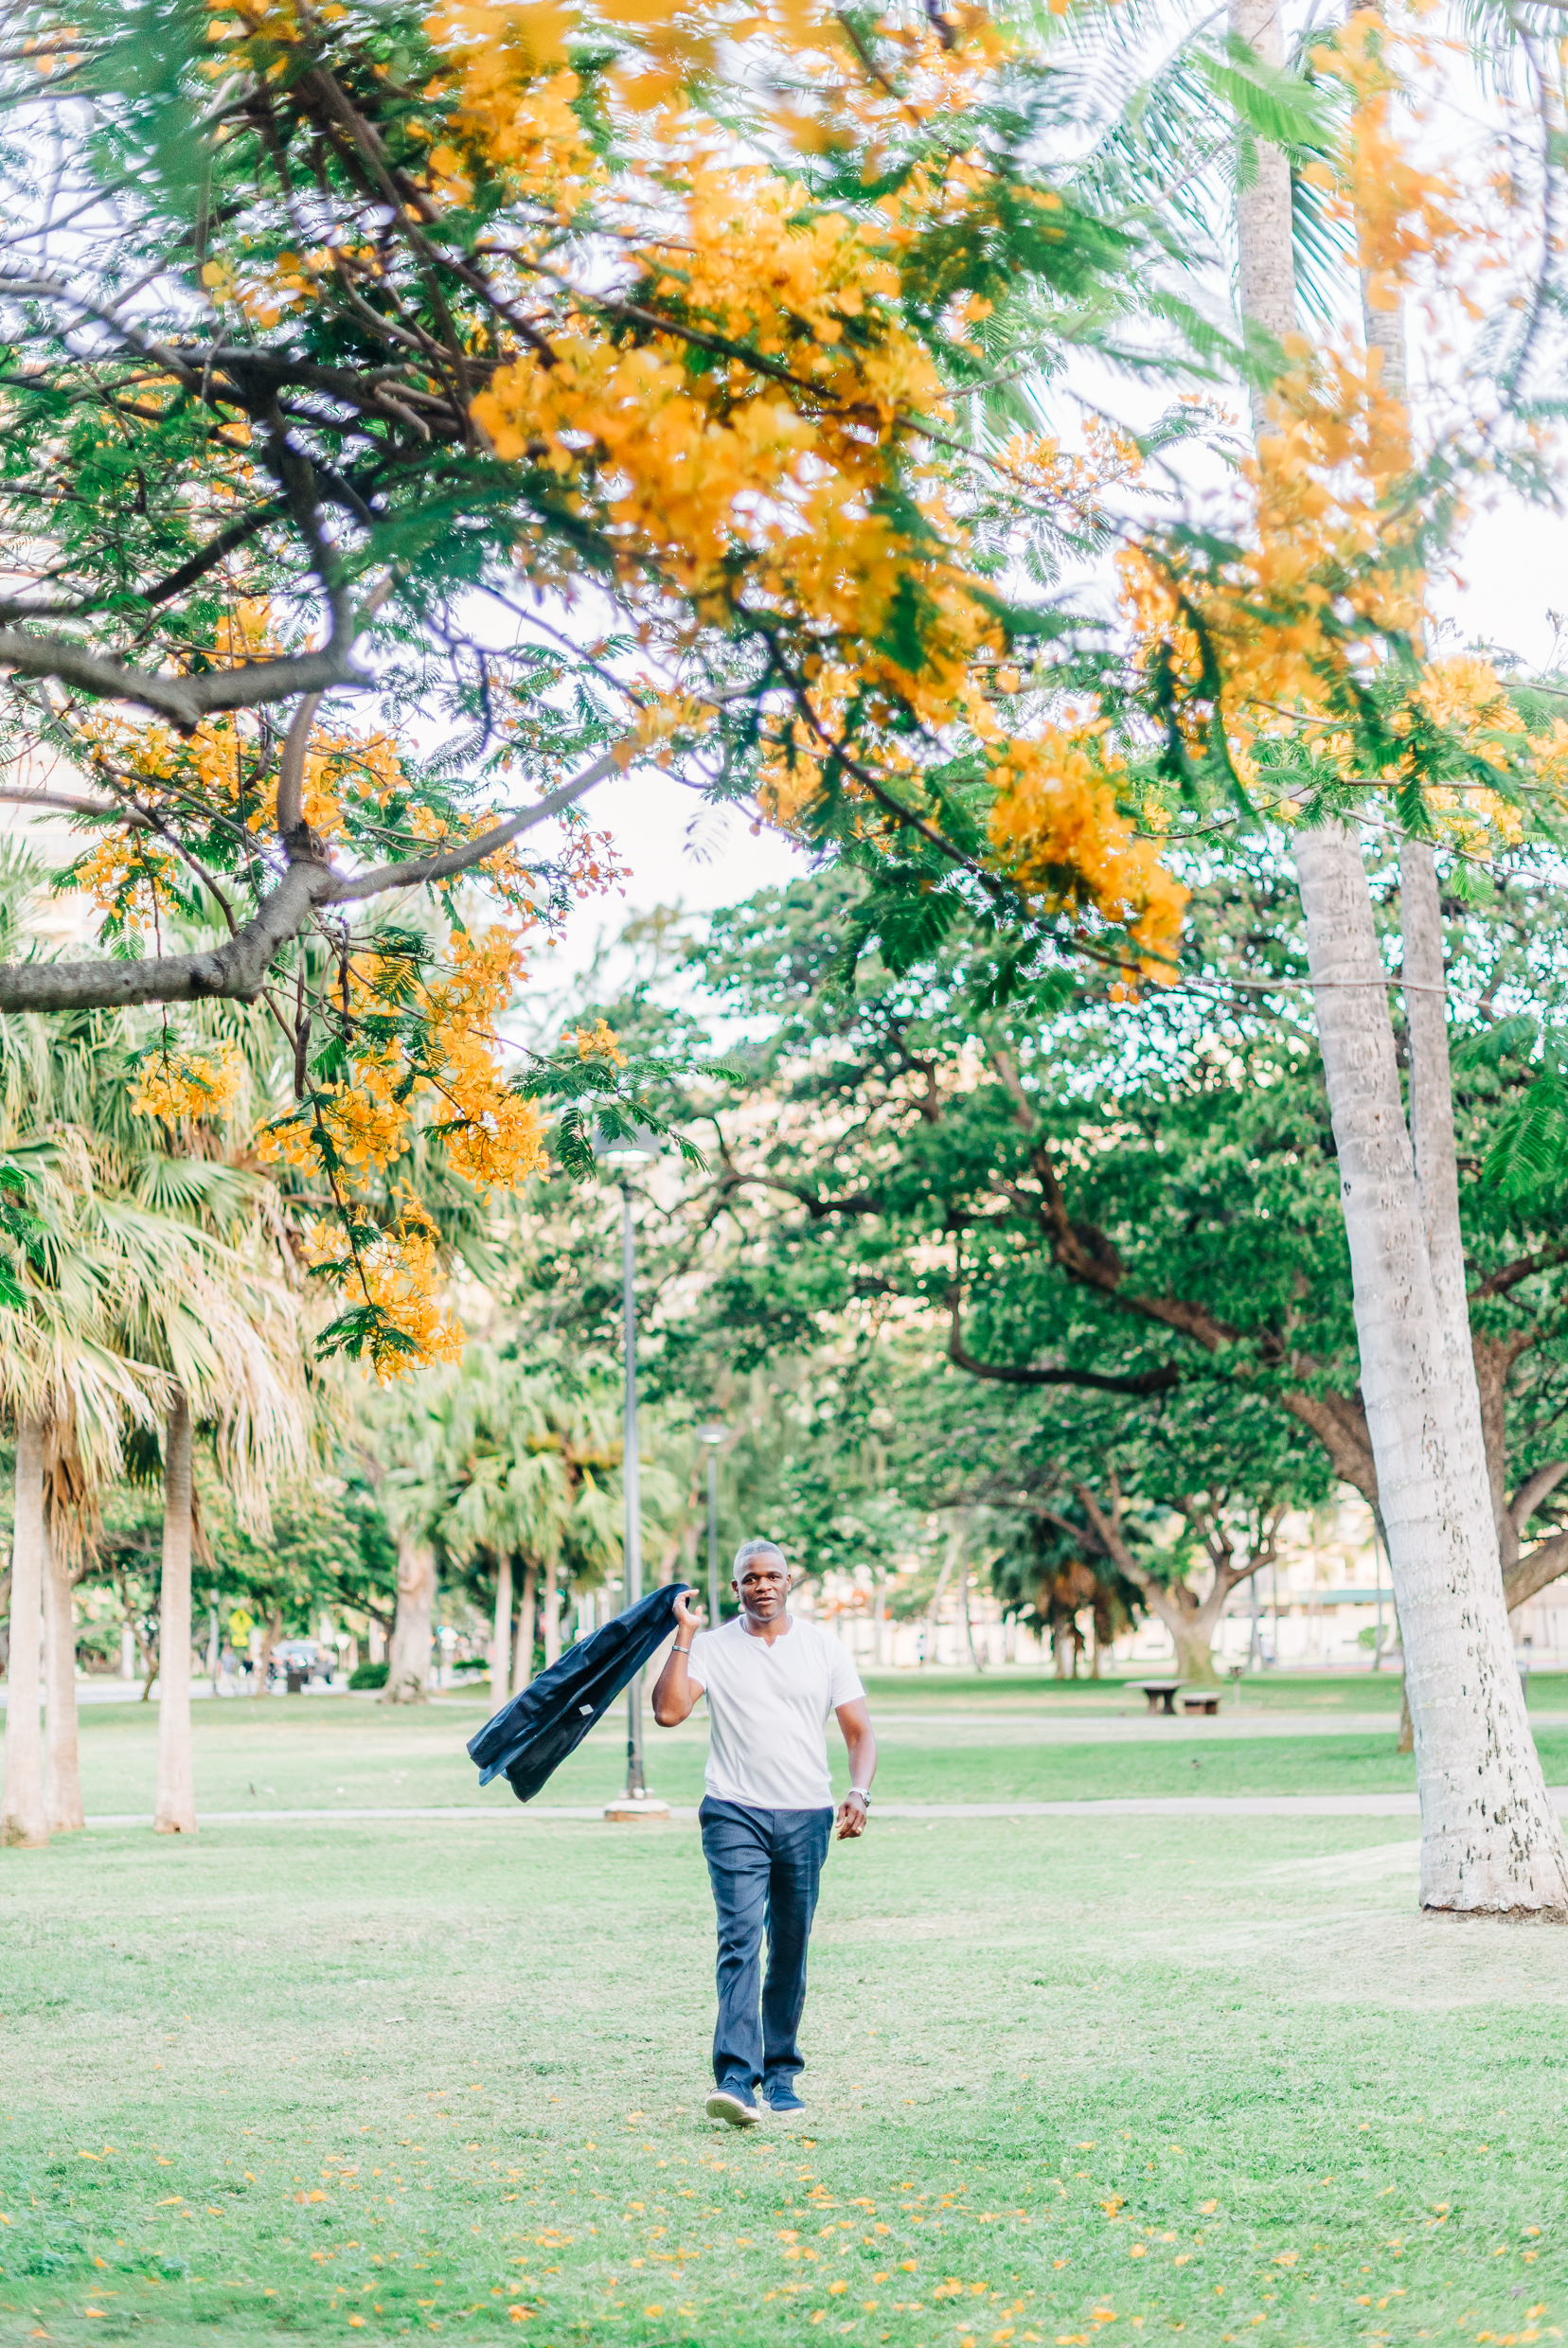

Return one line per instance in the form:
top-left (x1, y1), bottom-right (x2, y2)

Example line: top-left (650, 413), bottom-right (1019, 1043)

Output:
top-left (1120, 367), bottom-right (1562, 857)
top-left (74, 833), bottom-right (183, 935)
top-left (130, 1043), bottom-right (244, 1121)
top-left (423, 4), bottom-right (1183, 964)
top-left (1118, 339), bottom-right (1423, 765)
top-left (261, 925), bottom-right (543, 1196)
top-left (570, 1018), bottom-right (628, 1067)
top-left (310, 1212), bottom-right (464, 1380)
top-left (986, 727), bottom-right (1186, 975)
top-left (1309, 9), bottom-right (1470, 322)
top-left (423, 928), bottom-right (549, 1188)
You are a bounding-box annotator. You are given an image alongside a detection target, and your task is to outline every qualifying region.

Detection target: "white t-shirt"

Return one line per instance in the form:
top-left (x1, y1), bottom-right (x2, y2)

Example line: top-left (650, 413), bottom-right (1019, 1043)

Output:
top-left (686, 1614), bottom-right (864, 1810)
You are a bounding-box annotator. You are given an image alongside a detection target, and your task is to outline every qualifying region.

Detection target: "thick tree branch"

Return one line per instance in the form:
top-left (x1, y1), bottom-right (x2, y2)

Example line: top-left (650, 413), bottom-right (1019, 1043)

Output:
top-left (1470, 1242), bottom-right (1568, 1303)
top-left (1279, 1387), bottom-right (1379, 1504)
top-left (1510, 1460), bottom-right (1568, 1538)
top-left (947, 1289), bottom-right (1179, 1396)
top-left (276, 693), bottom-right (323, 837)
top-left (0, 785), bottom-right (149, 827)
top-left (0, 631), bottom-right (365, 726)
top-left (0, 745), bottom-right (622, 1010)
top-left (1504, 1527), bottom-right (1568, 1614)
top-left (0, 859), bottom-right (327, 1011)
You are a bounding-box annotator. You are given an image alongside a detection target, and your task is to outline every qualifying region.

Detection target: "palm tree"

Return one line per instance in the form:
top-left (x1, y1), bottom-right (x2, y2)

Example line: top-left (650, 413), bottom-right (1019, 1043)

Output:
top-left (1, 1132), bottom-right (155, 1846)
top-left (0, 849), bottom-right (309, 1835)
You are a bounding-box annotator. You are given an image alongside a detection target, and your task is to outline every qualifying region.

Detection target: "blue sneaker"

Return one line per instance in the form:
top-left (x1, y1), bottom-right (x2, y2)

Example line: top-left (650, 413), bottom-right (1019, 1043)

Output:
top-left (762, 2079), bottom-right (805, 2115)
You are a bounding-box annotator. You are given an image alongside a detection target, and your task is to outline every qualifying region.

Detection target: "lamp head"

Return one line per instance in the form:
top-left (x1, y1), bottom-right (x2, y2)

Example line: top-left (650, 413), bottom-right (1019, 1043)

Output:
top-left (696, 1423), bottom-right (726, 1448)
top-left (593, 1120), bottom-right (661, 1169)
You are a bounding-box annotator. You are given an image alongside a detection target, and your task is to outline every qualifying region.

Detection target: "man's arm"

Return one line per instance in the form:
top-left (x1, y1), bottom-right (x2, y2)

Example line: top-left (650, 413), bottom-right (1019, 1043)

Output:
top-left (651, 1591), bottom-right (704, 1726)
top-left (834, 1698), bottom-right (877, 1840)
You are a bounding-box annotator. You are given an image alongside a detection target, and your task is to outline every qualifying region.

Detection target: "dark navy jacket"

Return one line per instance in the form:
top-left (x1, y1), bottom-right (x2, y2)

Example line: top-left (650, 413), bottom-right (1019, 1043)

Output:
top-left (467, 1583), bottom-right (687, 1804)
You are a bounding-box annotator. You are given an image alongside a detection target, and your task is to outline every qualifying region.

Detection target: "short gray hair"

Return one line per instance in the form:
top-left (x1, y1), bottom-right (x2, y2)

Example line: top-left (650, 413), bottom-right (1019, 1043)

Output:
top-left (733, 1538), bottom-right (788, 1576)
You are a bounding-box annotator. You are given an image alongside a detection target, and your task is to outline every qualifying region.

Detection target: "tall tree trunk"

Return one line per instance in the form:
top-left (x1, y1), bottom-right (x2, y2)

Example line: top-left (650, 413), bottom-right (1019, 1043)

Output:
top-left (1, 1415), bottom-right (48, 1848)
top-left (1230, 0), bottom-right (1297, 428)
top-left (382, 1534), bottom-right (436, 1704)
top-left (42, 1510), bottom-right (84, 1832)
top-left (542, 1554), bottom-right (561, 1670)
top-left (490, 1553), bottom-right (513, 1708)
top-left (254, 1608), bottom-right (280, 1697)
top-left (1076, 1487), bottom-right (1231, 1684)
top-left (1294, 829), bottom-right (1565, 1907)
top-left (927, 1519), bottom-right (962, 1664)
top-left (1166, 1604), bottom-right (1224, 1688)
top-left (512, 1563), bottom-right (538, 1696)
top-left (959, 1550), bottom-right (985, 1673)
top-left (153, 1390), bottom-right (197, 1835)
top-left (1229, 6), bottom-right (1568, 1915)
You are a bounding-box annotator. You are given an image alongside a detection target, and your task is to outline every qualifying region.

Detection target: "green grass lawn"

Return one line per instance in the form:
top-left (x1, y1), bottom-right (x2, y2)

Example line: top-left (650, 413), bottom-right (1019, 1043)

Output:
top-left (64, 1694), bottom-right (1568, 1815)
top-left (854, 1669), bottom-right (1568, 1717)
top-left (4, 1699), bottom-right (1567, 2347)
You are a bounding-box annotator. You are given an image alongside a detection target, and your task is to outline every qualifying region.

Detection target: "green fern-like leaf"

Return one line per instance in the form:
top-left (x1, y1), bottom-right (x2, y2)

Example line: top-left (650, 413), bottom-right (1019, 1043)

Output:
top-left (1483, 1073), bottom-right (1568, 1199)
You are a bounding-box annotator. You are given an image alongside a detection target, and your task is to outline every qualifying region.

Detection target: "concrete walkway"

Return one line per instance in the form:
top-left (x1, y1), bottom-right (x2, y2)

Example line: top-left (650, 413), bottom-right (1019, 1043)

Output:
top-left (82, 1787), bottom-right (1568, 1826)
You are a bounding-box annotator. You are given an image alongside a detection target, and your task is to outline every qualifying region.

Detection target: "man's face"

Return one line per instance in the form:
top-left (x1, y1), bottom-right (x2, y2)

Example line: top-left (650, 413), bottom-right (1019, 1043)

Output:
top-left (734, 1555), bottom-right (790, 1623)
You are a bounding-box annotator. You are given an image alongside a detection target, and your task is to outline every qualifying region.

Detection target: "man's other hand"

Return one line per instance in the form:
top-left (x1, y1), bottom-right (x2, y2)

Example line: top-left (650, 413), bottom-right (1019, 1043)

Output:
top-left (835, 1795), bottom-right (867, 1841)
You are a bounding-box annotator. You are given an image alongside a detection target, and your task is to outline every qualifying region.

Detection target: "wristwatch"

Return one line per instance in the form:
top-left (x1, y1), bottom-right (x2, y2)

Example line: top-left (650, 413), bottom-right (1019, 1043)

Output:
top-left (847, 1788), bottom-right (872, 1807)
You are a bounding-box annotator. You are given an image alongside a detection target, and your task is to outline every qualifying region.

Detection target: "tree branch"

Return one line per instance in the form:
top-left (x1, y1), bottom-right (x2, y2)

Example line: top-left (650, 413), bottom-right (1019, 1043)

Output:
top-left (1470, 1242), bottom-right (1568, 1303)
top-left (1504, 1526), bottom-right (1568, 1614)
top-left (1509, 1460), bottom-right (1568, 1539)
top-left (327, 746), bottom-right (623, 901)
top-left (0, 743), bottom-right (625, 1010)
top-left (0, 785), bottom-right (150, 827)
top-left (947, 1288), bottom-right (1180, 1396)
top-left (0, 631), bottom-right (365, 726)
top-left (276, 692), bottom-right (323, 837)
top-left (0, 859), bottom-right (326, 1011)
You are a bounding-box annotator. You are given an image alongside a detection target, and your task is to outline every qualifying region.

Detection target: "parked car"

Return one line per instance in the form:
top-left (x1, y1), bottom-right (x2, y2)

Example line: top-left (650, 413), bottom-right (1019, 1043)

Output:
top-left (268, 1639), bottom-right (334, 1690)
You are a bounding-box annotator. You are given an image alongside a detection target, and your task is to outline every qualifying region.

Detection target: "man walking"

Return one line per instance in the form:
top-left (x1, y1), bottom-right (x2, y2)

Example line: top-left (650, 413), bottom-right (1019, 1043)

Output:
top-left (651, 1539), bottom-right (877, 2127)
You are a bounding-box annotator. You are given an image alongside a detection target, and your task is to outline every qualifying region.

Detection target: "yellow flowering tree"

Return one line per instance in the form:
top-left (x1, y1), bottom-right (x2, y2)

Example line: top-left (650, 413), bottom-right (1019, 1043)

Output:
top-left (0, 0), bottom-right (1236, 1360)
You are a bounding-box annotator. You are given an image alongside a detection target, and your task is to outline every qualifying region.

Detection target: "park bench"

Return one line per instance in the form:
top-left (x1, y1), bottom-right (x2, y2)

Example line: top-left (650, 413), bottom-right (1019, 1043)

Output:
top-left (1136, 1681), bottom-right (1181, 1715)
top-left (1180, 1691), bottom-right (1221, 1716)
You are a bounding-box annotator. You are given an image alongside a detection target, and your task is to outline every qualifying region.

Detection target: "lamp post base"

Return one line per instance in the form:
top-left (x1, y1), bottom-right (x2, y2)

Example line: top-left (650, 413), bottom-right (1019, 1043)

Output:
top-left (603, 1790), bottom-right (671, 1823)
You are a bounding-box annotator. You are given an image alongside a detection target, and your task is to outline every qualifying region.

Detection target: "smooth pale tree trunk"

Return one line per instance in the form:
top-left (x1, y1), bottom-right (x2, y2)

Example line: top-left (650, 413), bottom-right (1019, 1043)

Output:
top-left (1294, 830), bottom-right (1565, 1906)
top-left (1228, 3), bottom-right (1568, 1915)
top-left (42, 1511), bottom-right (84, 1832)
top-left (255, 1610), bottom-right (280, 1697)
top-left (542, 1555), bottom-right (561, 1670)
top-left (153, 1390), bottom-right (197, 1835)
top-left (1230, 0), bottom-right (1297, 429)
top-left (490, 1553), bottom-right (513, 1708)
top-left (958, 1553), bottom-right (985, 1673)
top-left (1, 1415), bottom-right (48, 1848)
top-left (1124, 1577), bottom-right (1226, 1686)
top-left (512, 1563), bottom-right (538, 1696)
top-left (382, 1535), bottom-right (436, 1704)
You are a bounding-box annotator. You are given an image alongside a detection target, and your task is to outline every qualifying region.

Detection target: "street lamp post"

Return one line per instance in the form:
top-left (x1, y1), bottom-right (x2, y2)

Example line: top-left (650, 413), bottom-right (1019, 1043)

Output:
top-left (597, 1127), bottom-right (668, 1823)
top-left (697, 1425), bottom-right (725, 1632)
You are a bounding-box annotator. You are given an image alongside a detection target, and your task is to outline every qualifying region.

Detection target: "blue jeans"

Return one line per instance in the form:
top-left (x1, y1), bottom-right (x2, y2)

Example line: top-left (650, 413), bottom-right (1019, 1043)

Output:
top-left (699, 1798), bottom-right (833, 2094)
